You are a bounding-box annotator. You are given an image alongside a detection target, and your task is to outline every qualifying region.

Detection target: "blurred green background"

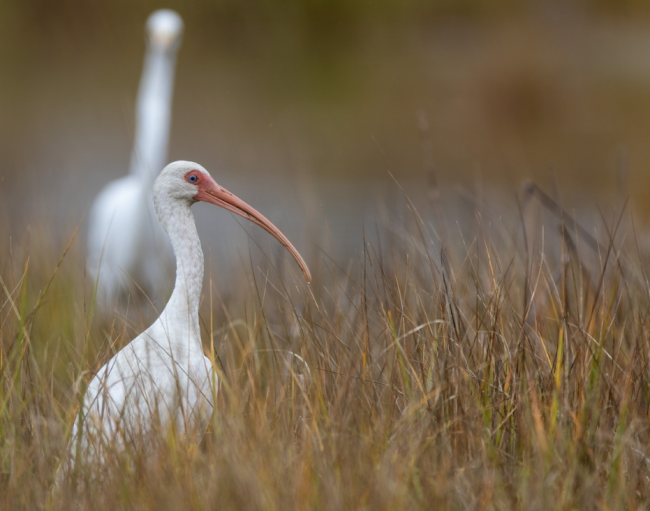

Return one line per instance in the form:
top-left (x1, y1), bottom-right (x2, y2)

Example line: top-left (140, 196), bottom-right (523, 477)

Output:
top-left (3, 0), bottom-right (650, 231)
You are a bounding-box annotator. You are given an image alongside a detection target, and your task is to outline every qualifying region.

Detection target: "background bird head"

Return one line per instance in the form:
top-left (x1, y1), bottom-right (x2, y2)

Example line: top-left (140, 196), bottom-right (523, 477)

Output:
top-left (146, 9), bottom-right (184, 52)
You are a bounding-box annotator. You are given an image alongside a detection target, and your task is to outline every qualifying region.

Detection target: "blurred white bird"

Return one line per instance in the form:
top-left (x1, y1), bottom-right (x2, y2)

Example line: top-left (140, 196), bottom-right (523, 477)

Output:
top-left (87, 10), bottom-right (183, 305)
top-left (64, 161), bottom-right (311, 476)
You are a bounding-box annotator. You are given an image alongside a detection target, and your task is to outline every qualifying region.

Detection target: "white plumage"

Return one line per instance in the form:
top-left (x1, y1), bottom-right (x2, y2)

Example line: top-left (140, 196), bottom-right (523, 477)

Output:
top-left (63, 161), bottom-right (311, 477)
top-left (87, 10), bottom-right (183, 305)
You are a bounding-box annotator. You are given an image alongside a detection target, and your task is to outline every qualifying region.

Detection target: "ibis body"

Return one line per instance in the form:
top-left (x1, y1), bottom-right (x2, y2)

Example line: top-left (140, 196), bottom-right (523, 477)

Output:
top-left (65, 161), bottom-right (311, 474)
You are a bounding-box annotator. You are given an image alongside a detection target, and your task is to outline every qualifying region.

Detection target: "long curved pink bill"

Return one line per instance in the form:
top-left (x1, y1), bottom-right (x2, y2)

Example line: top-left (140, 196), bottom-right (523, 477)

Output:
top-left (198, 184), bottom-right (312, 283)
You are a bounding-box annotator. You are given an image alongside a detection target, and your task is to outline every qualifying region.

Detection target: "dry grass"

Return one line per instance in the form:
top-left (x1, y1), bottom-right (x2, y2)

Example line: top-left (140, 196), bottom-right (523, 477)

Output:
top-left (2, 184), bottom-right (650, 510)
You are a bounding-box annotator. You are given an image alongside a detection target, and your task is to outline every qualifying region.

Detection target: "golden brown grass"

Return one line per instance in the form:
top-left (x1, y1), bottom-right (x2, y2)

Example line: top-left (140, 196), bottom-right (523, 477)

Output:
top-left (2, 185), bottom-right (650, 510)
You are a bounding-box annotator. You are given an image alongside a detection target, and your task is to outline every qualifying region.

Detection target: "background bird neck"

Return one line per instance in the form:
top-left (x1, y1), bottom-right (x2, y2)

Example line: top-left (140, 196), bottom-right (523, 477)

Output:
top-left (130, 46), bottom-right (178, 184)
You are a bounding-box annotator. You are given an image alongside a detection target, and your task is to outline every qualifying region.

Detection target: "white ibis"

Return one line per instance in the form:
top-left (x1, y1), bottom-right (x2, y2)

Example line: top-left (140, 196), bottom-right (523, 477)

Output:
top-left (87, 10), bottom-right (183, 305)
top-left (65, 161), bottom-right (311, 474)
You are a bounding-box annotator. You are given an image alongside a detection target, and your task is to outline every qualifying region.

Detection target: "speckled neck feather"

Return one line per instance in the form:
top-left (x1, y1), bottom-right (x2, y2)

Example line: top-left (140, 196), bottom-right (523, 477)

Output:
top-left (155, 198), bottom-right (203, 348)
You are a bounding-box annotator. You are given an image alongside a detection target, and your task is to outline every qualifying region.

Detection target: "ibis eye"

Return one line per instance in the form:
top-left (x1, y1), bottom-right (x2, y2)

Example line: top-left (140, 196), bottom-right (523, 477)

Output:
top-left (188, 174), bottom-right (198, 183)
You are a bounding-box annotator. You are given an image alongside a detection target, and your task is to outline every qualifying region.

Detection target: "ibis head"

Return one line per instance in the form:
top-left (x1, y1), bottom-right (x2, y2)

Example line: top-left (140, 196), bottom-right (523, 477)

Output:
top-left (154, 161), bottom-right (312, 283)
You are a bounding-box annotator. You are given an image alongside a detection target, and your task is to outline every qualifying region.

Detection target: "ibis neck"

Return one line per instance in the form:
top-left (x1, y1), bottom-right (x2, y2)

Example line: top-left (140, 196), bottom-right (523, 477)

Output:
top-left (158, 202), bottom-right (203, 342)
top-left (130, 46), bottom-right (178, 184)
